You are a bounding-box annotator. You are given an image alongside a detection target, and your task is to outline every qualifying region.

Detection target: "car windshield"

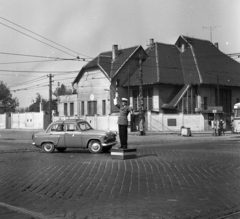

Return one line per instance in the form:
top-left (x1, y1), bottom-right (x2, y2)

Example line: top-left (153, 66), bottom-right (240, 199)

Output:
top-left (77, 121), bottom-right (92, 131)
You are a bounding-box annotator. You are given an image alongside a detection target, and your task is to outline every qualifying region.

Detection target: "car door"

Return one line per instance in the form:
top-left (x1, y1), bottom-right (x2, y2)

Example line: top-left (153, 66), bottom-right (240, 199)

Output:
top-left (64, 123), bottom-right (82, 147)
top-left (48, 123), bottom-right (65, 147)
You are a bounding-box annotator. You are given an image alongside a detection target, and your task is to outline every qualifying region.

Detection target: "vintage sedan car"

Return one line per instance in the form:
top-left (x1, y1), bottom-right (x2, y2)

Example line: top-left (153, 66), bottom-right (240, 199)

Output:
top-left (32, 119), bottom-right (117, 153)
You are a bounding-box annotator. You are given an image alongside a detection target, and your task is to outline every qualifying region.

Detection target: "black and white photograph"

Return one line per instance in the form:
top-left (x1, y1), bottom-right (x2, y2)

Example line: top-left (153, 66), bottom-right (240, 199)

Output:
top-left (0, 0), bottom-right (240, 218)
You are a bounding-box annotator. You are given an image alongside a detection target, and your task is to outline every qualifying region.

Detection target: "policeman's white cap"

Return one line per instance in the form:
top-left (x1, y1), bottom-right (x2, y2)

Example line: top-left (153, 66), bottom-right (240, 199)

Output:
top-left (122, 98), bottom-right (128, 102)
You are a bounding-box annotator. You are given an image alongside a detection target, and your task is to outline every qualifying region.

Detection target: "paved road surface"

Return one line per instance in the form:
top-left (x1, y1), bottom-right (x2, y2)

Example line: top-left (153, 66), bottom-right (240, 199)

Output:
top-left (0, 133), bottom-right (240, 219)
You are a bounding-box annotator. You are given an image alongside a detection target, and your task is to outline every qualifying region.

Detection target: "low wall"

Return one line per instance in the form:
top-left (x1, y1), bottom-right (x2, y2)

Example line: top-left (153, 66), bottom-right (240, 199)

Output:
top-left (11, 112), bottom-right (44, 129)
top-left (147, 112), bottom-right (204, 132)
top-left (53, 115), bottom-right (119, 132)
top-left (0, 114), bottom-right (6, 129)
top-left (54, 112), bottom-right (204, 132)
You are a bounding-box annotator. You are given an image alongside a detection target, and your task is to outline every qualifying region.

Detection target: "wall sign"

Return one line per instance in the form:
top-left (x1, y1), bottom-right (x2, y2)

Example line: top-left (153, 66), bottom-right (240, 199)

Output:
top-left (90, 94), bottom-right (94, 101)
top-left (167, 118), bottom-right (177, 126)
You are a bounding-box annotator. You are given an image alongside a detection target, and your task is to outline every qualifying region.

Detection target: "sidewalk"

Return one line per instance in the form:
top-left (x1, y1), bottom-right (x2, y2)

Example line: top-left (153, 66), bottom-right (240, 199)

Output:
top-left (0, 129), bottom-right (239, 145)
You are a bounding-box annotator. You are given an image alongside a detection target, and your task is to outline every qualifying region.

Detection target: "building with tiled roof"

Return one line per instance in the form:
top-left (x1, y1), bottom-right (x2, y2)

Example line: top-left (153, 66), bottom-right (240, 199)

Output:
top-left (72, 45), bottom-right (147, 117)
top-left (70, 36), bottom-right (240, 131)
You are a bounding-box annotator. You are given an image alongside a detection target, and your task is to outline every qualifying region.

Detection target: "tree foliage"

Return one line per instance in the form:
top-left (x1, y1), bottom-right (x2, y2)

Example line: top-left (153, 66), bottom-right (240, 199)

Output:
top-left (29, 93), bottom-right (57, 114)
top-left (53, 84), bottom-right (73, 97)
top-left (0, 81), bottom-right (19, 112)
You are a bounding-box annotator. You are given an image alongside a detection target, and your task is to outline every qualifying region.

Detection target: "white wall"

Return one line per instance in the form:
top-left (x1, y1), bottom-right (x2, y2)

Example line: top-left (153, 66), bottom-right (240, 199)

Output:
top-left (58, 94), bottom-right (78, 117)
top-left (0, 114), bottom-right (6, 129)
top-left (54, 112), bottom-right (204, 132)
top-left (146, 112), bottom-right (204, 132)
top-left (11, 112), bottom-right (44, 129)
top-left (77, 69), bottom-right (111, 116)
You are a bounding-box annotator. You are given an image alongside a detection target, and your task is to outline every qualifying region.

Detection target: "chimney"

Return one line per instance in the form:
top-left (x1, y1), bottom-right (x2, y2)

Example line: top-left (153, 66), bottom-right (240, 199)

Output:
top-left (214, 43), bottom-right (219, 49)
top-left (112, 45), bottom-right (118, 61)
top-left (149, 38), bottom-right (154, 47)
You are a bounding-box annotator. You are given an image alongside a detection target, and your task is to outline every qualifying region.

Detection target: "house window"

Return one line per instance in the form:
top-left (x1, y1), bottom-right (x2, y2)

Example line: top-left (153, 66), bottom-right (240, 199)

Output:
top-left (81, 101), bottom-right (85, 116)
top-left (70, 103), bottom-right (74, 116)
top-left (133, 90), bottom-right (139, 111)
top-left (87, 101), bottom-right (97, 116)
top-left (133, 89), bottom-right (153, 111)
top-left (203, 97), bottom-right (207, 110)
top-left (102, 100), bottom-right (106, 115)
top-left (64, 103), bottom-right (68, 116)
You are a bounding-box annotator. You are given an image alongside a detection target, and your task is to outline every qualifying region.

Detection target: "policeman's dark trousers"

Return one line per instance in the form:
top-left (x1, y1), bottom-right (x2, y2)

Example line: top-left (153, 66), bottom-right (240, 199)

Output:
top-left (118, 125), bottom-right (128, 148)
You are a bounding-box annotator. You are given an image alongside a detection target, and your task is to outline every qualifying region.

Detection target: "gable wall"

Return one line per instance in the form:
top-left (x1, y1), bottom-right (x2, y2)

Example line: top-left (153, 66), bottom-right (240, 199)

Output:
top-left (77, 69), bottom-right (111, 116)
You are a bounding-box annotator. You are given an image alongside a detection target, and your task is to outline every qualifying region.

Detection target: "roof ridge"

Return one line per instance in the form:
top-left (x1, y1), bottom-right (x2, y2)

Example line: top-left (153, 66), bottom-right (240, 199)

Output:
top-left (181, 35), bottom-right (212, 44)
top-left (100, 45), bottom-right (140, 55)
top-left (154, 42), bottom-right (176, 47)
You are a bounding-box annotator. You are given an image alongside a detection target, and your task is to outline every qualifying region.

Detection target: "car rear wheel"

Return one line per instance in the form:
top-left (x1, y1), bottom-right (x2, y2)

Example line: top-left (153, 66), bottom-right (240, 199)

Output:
top-left (56, 148), bottom-right (66, 152)
top-left (42, 142), bottom-right (55, 153)
top-left (88, 140), bottom-right (102, 153)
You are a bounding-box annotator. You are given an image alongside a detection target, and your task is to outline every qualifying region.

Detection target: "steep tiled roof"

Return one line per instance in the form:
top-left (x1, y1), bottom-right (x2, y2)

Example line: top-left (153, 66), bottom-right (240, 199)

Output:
top-left (156, 43), bottom-right (184, 84)
top-left (179, 36), bottom-right (240, 86)
top-left (110, 46), bottom-right (140, 78)
top-left (124, 43), bottom-right (184, 86)
top-left (73, 46), bottom-right (143, 84)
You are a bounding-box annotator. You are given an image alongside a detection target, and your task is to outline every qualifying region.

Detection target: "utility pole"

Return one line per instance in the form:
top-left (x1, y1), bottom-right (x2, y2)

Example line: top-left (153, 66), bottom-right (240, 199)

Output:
top-left (203, 26), bottom-right (221, 42)
top-left (138, 54), bottom-right (145, 135)
top-left (48, 74), bottom-right (54, 123)
top-left (217, 75), bottom-right (220, 106)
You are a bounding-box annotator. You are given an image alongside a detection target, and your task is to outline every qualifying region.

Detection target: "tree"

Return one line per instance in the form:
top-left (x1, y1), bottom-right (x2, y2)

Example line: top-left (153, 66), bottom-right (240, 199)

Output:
top-left (53, 84), bottom-right (73, 97)
top-left (0, 81), bottom-right (19, 112)
top-left (29, 93), bottom-right (57, 114)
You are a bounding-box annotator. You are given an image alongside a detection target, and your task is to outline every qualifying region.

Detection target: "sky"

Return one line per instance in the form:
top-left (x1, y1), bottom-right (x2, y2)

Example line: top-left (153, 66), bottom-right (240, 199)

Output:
top-left (0, 0), bottom-right (239, 107)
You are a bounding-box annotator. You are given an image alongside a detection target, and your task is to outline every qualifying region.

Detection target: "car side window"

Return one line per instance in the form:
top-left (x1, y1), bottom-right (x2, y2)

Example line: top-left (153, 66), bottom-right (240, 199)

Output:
top-left (78, 122), bottom-right (86, 131)
top-left (65, 123), bottom-right (78, 132)
top-left (49, 124), bottom-right (64, 132)
top-left (78, 122), bottom-right (91, 131)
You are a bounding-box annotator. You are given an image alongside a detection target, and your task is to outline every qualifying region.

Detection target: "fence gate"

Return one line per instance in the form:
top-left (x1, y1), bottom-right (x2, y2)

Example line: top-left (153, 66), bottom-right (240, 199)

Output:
top-left (6, 113), bottom-right (11, 129)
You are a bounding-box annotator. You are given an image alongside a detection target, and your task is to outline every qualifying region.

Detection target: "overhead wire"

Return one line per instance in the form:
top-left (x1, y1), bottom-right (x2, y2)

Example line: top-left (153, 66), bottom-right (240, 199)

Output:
top-left (0, 21), bottom-right (78, 57)
top-left (9, 75), bottom-right (47, 88)
top-left (0, 16), bottom-right (93, 59)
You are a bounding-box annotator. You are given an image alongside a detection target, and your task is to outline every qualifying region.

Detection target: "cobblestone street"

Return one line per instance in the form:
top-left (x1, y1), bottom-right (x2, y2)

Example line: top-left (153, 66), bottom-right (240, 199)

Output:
top-left (0, 132), bottom-right (240, 218)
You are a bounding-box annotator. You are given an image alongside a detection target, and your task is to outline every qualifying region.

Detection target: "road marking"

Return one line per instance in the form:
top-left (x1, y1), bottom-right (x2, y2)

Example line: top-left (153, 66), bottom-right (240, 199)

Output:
top-left (0, 202), bottom-right (50, 219)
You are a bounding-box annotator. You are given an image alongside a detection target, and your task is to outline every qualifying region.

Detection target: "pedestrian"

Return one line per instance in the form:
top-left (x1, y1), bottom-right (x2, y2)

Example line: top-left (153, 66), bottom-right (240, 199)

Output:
top-left (231, 119), bottom-right (235, 134)
top-left (222, 120), bottom-right (226, 135)
top-left (219, 119), bottom-right (223, 136)
top-left (114, 97), bottom-right (132, 149)
top-left (216, 119), bottom-right (220, 136)
top-left (211, 119), bottom-right (217, 136)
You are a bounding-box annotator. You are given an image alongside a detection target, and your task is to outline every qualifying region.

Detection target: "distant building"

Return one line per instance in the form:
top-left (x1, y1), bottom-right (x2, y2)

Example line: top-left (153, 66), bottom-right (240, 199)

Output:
top-left (57, 94), bottom-right (78, 117)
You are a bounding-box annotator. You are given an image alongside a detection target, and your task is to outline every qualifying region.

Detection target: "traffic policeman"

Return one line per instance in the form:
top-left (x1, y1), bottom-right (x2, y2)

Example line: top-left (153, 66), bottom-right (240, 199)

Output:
top-left (114, 97), bottom-right (132, 149)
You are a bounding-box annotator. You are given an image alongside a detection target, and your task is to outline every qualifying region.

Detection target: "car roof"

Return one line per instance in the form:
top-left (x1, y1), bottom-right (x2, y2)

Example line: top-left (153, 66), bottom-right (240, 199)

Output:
top-left (53, 119), bottom-right (86, 124)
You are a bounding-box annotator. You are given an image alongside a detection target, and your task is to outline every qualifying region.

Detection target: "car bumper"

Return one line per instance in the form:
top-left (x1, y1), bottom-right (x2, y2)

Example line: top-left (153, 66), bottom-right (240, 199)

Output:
top-left (102, 141), bottom-right (117, 147)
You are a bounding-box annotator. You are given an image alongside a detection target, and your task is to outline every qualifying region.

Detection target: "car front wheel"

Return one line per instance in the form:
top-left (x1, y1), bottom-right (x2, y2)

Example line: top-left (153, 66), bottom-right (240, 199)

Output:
top-left (42, 142), bottom-right (55, 153)
top-left (88, 140), bottom-right (102, 153)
